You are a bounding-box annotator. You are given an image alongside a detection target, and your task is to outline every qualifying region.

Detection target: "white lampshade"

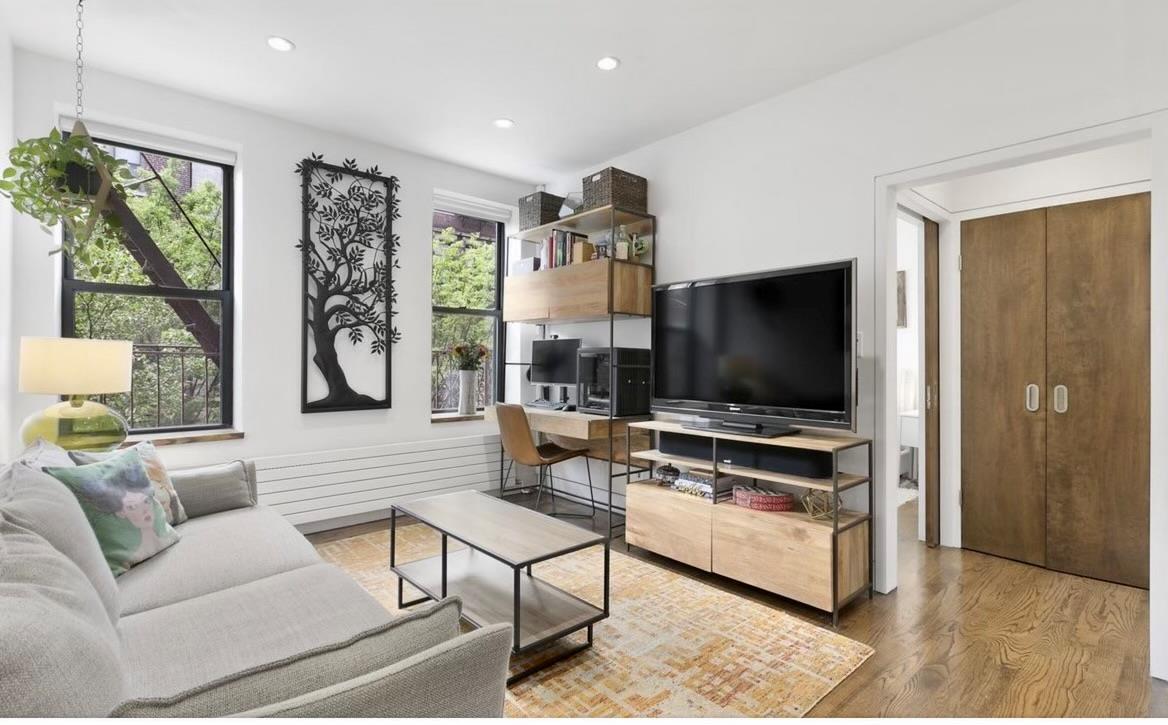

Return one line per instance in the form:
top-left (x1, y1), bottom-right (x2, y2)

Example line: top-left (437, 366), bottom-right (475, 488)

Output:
top-left (19, 337), bottom-right (133, 395)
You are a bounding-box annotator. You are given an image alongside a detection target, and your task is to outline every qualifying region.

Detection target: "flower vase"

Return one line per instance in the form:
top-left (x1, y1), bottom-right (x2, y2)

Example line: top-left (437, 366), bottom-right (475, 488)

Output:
top-left (457, 370), bottom-right (477, 415)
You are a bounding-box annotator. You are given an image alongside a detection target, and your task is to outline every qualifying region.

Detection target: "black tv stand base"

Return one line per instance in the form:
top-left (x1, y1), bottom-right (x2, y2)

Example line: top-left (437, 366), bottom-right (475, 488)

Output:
top-left (680, 419), bottom-right (799, 439)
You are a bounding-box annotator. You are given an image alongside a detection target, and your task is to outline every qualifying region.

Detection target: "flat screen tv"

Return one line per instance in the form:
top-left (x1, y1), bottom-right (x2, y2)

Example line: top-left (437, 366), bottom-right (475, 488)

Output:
top-left (652, 259), bottom-right (855, 435)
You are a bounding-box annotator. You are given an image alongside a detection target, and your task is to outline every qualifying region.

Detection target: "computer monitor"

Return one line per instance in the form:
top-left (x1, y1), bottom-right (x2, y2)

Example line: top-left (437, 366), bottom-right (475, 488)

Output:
top-left (530, 338), bottom-right (580, 385)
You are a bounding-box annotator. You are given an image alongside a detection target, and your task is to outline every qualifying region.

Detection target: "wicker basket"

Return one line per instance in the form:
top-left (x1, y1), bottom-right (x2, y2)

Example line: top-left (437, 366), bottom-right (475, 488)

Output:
top-left (518, 191), bottom-right (565, 230)
top-left (582, 167), bottom-right (647, 212)
top-left (733, 486), bottom-right (796, 512)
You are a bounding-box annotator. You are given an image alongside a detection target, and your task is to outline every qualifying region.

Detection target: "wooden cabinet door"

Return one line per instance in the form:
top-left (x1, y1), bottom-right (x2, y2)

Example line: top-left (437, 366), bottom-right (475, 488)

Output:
top-left (960, 209), bottom-right (1048, 566)
top-left (1045, 193), bottom-right (1150, 588)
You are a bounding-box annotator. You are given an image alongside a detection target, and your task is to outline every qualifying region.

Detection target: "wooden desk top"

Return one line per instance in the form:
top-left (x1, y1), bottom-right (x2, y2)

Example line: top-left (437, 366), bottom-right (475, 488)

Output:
top-left (484, 405), bottom-right (648, 441)
top-left (394, 490), bottom-right (605, 566)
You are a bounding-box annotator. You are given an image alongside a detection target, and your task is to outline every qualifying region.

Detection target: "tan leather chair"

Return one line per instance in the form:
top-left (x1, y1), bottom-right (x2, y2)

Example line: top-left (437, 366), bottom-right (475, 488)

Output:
top-left (495, 403), bottom-right (596, 518)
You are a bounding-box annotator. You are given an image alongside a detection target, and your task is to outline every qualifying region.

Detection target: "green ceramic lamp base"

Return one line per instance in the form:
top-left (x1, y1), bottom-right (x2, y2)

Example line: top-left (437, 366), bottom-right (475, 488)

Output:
top-left (20, 396), bottom-right (129, 452)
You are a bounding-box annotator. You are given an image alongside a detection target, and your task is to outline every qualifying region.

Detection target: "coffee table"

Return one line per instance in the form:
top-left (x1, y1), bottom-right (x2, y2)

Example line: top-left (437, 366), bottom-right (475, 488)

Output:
top-left (390, 490), bottom-right (609, 685)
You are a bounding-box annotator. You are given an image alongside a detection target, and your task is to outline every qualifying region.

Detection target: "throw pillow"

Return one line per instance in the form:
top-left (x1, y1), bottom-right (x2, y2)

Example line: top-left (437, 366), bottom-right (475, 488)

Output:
top-left (71, 441), bottom-right (188, 525)
top-left (19, 438), bottom-right (77, 469)
top-left (44, 449), bottom-right (181, 576)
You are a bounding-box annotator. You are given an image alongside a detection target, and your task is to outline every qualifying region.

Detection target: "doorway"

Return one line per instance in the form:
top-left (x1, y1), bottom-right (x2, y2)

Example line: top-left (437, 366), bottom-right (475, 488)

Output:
top-left (894, 136), bottom-right (1152, 586)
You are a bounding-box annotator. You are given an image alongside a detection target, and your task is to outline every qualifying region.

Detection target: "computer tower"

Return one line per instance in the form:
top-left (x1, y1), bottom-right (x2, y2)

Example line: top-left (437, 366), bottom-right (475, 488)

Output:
top-left (576, 347), bottom-right (650, 417)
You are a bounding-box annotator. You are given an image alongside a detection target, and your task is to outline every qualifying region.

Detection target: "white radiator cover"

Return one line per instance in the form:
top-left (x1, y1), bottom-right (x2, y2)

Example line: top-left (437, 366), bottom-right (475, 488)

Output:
top-left (254, 434), bottom-right (508, 530)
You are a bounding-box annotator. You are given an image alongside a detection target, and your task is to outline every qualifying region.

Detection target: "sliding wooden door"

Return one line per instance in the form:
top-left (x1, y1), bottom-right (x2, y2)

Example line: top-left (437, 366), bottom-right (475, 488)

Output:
top-left (1045, 193), bottom-right (1150, 588)
top-left (923, 218), bottom-right (940, 548)
top-left (960, 209), bottom-right (1048, 566)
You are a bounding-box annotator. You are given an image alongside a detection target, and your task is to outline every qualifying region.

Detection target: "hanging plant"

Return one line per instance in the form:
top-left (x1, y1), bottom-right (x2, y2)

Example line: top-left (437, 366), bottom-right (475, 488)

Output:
top-left (0, 127), bottom-right (131, 255)
top-left (0, 0), bottom-right (132, 258)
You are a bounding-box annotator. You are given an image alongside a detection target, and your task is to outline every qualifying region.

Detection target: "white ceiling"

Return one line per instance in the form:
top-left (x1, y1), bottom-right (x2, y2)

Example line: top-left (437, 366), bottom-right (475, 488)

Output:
top-left (0, 0), bottom-right (1018, 183)
top-left (912, 140), bottom-right (1151, 216)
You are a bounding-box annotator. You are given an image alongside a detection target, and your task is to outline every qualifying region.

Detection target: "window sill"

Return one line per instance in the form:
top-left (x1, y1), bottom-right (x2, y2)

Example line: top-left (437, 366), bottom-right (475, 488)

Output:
top-left (431, 412), bottom-right (486, 424)
top-left (123, 429), bottom-right (245, 448)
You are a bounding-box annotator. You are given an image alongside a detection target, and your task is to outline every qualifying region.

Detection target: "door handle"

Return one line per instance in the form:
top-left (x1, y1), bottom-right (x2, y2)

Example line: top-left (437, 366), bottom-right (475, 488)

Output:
top-left (925, 384), bottom-right (933, 411)
top-left (1053, 384), bottom-right (1068, 414)
top-left (1025, 383), bottom-right (1040, 412)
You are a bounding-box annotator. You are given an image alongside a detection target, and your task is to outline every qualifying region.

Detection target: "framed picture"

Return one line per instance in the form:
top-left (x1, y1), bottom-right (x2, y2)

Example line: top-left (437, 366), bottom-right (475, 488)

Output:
top-left (297, 155), bottom-right (401, 413)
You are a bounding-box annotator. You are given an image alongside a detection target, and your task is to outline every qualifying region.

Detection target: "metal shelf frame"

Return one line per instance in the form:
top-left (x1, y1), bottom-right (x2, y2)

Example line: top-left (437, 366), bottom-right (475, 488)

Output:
top-left (626, 424), bottom-right (874, 628)
top-left (497, 206), bottom-right (656, 544)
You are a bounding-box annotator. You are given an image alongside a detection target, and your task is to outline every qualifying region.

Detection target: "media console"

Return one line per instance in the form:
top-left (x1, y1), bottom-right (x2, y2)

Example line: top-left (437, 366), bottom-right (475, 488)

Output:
top-left (625, 419), bottom-right (873, 626)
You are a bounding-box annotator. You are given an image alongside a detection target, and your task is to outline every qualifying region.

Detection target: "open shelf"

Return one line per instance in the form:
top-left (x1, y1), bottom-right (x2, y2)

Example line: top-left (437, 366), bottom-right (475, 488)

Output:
top-left (394, 548), bottom-right (605, 650)
top-left (633, 449), bottom-right (869, 492)
top-left (630, 480), bottom-right (870, 532)
top-left (513, 204), bottom-right (655, 244)
top-left (629, 419), bottom-right (871, 454)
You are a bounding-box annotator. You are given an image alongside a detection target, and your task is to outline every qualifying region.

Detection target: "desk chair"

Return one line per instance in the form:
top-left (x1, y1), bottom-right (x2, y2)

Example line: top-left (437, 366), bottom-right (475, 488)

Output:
top-left (495, 404), bottom-right (596, 518)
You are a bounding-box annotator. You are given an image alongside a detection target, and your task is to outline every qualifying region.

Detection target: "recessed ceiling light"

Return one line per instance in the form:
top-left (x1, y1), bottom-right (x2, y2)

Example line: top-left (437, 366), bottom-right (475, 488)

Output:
top-left (267, 36), bottom-right (296, 52)
top-left (596, 56), bottom-right (620, 71)
top-left (493, 118), bottom-right (516, 129)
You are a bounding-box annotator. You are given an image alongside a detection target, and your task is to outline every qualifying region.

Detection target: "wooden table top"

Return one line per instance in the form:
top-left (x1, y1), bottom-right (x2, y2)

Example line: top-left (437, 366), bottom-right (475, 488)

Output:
top-left (394, 490), bottom-right (606, 566)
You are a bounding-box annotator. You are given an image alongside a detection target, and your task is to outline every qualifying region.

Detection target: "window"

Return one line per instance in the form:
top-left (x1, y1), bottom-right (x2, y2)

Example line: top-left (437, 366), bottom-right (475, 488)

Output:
top-left (431, 208), bottom-right (504, 414)
top-left (62, 138), bottom-right (233, 433)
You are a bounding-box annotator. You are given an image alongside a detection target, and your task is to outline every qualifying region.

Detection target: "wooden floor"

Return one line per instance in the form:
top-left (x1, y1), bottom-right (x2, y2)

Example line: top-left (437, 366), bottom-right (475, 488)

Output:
top-left (309, 491), bottom-right (1167, 717)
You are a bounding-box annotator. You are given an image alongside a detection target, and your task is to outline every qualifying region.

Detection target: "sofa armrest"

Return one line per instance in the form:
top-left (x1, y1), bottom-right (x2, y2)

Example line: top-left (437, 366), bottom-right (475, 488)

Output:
top-left (232, 624), bottom-right (513, 718)
top-left (169, 460), bottom-right (257, 518)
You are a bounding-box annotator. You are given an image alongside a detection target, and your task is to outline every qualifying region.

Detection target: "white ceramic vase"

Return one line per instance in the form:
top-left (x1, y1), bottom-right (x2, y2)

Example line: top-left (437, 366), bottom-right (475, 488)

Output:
top-left (458, 369), bottom-right (477, 415)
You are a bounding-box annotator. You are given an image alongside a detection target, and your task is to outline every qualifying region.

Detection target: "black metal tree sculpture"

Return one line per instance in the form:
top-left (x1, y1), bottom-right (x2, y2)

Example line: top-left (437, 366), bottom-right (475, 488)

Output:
top-left (297, 154), bottom-right (400, 412)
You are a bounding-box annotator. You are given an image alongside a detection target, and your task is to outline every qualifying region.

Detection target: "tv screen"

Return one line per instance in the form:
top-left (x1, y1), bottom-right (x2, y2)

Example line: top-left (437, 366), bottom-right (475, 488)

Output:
top-left (530, 338), bottom-right (580, 385)
top-left (652, 261), bottom-right (853, 428)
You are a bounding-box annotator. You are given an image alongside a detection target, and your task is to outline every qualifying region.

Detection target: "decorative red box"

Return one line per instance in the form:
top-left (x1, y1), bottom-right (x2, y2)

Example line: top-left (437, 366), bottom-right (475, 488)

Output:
top-left (733, 486), bottom-right (795, 512)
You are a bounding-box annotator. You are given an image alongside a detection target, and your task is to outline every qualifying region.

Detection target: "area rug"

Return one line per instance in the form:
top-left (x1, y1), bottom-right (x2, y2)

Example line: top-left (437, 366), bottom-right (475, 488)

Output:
top-left (313, 523), bottom-right (873, 717)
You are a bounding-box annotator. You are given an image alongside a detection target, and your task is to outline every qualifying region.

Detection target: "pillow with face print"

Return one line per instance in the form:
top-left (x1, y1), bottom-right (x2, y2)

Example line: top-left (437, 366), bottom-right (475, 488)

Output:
top-left (71, 441), bottom-right (188, 525)
top-left (44, 449), bottom-right (181, 576)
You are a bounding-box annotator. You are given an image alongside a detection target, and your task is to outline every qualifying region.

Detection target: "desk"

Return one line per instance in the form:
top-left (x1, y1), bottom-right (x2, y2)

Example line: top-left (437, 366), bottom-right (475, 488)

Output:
top-left (484, 406), bottom-right (650, 463)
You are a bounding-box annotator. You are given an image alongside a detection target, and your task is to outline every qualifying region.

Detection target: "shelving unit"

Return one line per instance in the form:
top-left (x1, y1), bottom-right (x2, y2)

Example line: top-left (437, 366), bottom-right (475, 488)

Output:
top-left (498, 204), bottom-right (657, 542)
top-left (625, 419), bottom-right (873, 627)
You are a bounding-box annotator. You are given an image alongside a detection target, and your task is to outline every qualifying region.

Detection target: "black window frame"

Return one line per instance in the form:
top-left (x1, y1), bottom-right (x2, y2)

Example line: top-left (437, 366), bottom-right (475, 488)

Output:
top-left (430, 211), bottom-right (506, 414)
top-left (60, 136), bottom-right (235, 435)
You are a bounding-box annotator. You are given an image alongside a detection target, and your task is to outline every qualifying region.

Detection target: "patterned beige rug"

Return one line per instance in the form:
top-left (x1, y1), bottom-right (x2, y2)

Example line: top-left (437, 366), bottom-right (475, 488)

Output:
top-left (314, 523), bottom-right (872, 717)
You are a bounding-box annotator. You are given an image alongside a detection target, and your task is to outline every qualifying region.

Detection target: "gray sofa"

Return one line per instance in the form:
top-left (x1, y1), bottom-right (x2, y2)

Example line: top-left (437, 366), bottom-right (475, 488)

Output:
top-left (0, 450), bottom-right (512, 717)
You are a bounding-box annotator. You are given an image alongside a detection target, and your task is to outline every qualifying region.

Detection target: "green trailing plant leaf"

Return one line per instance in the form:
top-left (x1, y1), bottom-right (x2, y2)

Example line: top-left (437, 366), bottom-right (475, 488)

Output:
top-left (1, 130), bottom-right (131, 255)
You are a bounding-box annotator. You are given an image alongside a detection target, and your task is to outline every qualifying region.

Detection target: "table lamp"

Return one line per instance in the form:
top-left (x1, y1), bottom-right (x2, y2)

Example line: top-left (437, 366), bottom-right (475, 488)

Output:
top-left (19, 337), bottom-right (133, 452)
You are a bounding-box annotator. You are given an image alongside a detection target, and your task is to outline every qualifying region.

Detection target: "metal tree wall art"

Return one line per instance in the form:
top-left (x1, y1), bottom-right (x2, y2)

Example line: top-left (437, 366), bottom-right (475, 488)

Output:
top-left (297, 154), bottom-right (400, 413)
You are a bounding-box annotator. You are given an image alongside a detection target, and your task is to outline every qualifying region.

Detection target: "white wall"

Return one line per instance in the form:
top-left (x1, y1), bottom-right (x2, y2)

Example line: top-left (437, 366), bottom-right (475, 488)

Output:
top-left (0, 29), bottom-right (13, 457)
top-left (895, 215), bottom-right (921, 414)
top-left (542, 0), bottom-right (1168, 678)
top-left (5, 51), bottom-right (532, 471)
top-left (0, 28), bottom-right (13, 459)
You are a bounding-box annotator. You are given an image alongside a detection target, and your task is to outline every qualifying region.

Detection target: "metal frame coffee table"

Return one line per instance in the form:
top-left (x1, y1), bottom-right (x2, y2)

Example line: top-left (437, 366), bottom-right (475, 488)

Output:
top-left (390, 490), bottom-right (609, 685)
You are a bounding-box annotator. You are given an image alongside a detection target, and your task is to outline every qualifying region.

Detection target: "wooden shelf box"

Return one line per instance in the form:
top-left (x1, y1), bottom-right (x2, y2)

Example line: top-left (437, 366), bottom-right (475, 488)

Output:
top-left (502, 258), bottom-right (650, 323)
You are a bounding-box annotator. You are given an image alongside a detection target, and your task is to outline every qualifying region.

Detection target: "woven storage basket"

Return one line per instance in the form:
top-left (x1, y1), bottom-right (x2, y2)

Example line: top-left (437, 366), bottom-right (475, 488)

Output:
top-left (582, 167), bottom-right (647, 212)
top-left (518, 191), bottom-right (564, 230)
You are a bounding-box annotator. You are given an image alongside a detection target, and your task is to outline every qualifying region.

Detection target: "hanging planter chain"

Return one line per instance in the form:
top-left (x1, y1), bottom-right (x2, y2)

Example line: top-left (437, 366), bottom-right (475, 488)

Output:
top-left (75, 0), bottom-right (85, 119)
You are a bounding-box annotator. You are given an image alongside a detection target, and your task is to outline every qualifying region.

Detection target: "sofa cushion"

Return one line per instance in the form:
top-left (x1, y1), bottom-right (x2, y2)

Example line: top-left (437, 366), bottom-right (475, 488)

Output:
top-left (114, 595), bottom-right (461, 717)
top-left (0, 462), bottom-right (120, 622)
top-left (44, 449), bottom-right (182, 577)
top-left (72, 441), bottom-right (188, 525)
top-left (117, 563), bottom-right (398, 704)
top-left (117, 505), bottom-right (321, 615)
top-left (0, 516), bottom-right (125, 716)
top-left (169, 460), bottom-right (256, 518)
